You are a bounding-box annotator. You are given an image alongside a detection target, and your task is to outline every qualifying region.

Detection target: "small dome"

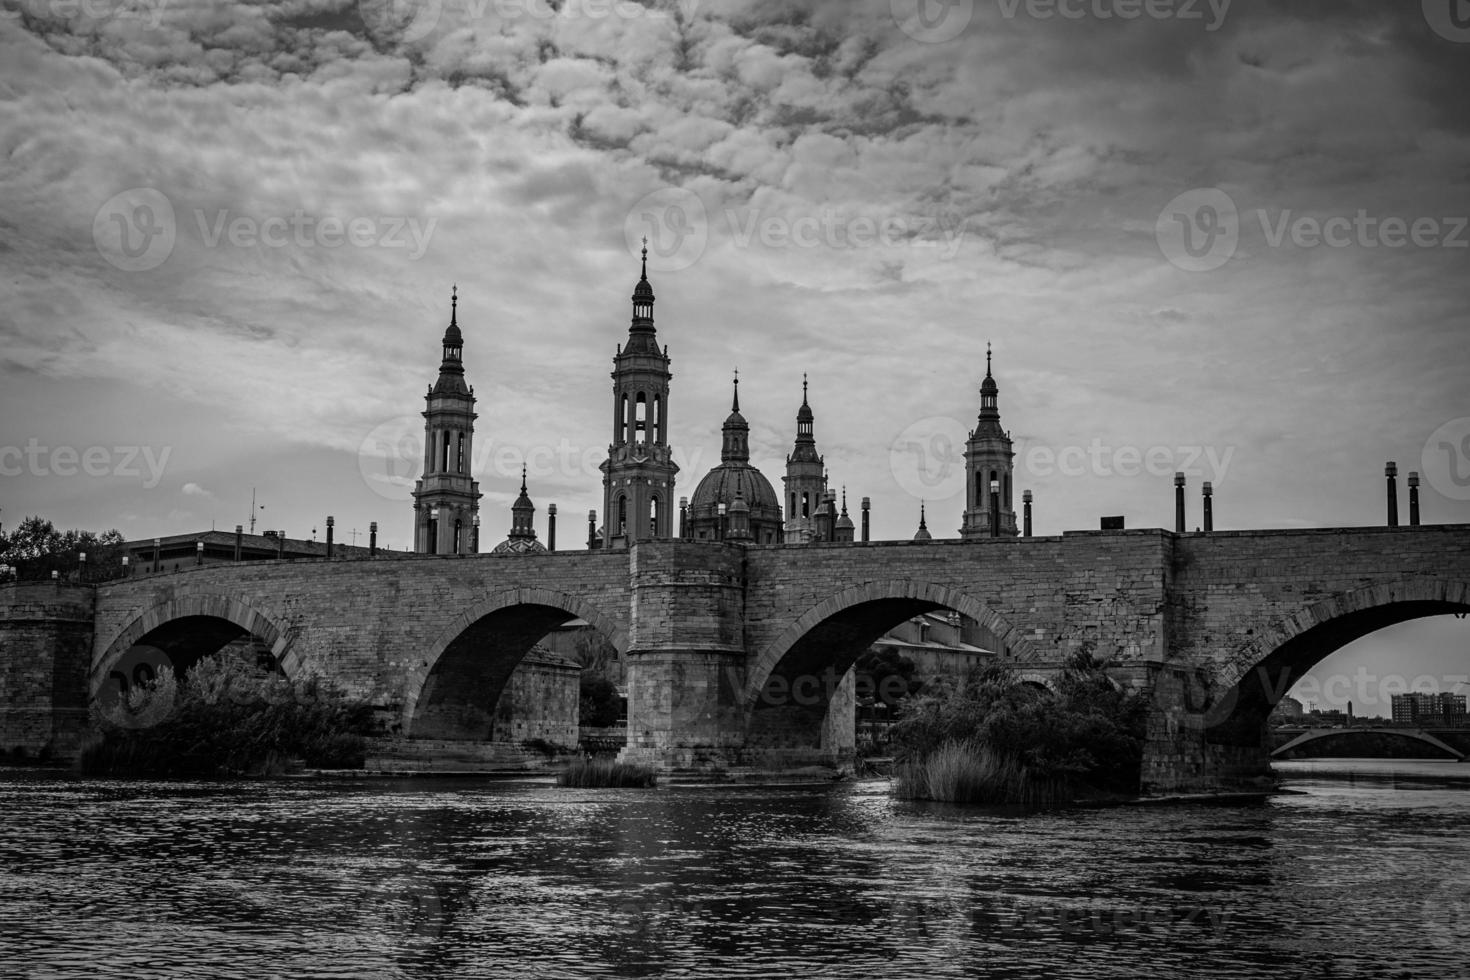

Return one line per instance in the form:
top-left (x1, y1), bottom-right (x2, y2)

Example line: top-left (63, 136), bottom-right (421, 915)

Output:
top-left (491, 536), bottom-right (547, 555)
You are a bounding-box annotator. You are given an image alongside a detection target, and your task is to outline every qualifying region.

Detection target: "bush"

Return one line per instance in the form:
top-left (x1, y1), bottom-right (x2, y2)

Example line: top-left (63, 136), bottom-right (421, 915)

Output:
top-left (80, 653), bottom-right (376, 777)
top-left (889, 649), bottom-right (1148, 803)
top-left (557, 757), bottom-right (657, 788)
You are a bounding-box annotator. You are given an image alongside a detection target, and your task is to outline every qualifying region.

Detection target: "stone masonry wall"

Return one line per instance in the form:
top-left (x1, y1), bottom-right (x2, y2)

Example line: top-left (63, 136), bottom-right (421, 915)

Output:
top-left (0, 583), bottom-right (94, 759)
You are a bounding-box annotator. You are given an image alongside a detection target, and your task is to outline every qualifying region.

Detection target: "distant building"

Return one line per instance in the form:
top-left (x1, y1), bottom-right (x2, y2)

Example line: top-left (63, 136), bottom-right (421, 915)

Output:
top-left (1391, 692), bottom-right (1468, 727)
top-left (120, 528), bottom-right (374, 575)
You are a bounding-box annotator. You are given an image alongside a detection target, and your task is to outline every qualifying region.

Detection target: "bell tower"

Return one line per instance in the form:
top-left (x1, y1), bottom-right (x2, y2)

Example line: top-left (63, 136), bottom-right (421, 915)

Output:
top-left (960, 345), bottom-right (1018, 539)
top-left (599, 243), bottom-right (678, 548)
top-left (783, 374), bottom-right (827, 543)
top-left (412, 286), bottom-right (482, 553)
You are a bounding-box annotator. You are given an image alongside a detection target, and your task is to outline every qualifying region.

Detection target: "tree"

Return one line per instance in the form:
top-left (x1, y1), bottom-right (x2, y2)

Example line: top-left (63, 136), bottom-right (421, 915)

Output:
top-left (578, 674), bottom-right (622, 728)
top-left (572, 628), bottom-right (621, 684)
top-left (0, 516), bottom-right (127, 582)
top-left (855, 645), bottom-right (923, 713)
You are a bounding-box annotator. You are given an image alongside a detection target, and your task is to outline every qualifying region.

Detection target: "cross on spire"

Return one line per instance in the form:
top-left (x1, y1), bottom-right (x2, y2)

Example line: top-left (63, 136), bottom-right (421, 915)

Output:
top-left (732, 366), bottom-right (740, 412)
top-left (640, 237), bottom-right (648, 280)
top-left (451, 284), bottom-right (458, 326)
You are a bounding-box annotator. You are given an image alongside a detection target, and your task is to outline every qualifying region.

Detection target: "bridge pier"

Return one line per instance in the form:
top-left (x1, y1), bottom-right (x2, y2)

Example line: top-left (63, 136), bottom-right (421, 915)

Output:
top-left (1139, 664), bottom-right (1273, 795)
top-left (0, 583), bottom-right (94, 761)
top-left (619, 648), bottom-right (748, 771)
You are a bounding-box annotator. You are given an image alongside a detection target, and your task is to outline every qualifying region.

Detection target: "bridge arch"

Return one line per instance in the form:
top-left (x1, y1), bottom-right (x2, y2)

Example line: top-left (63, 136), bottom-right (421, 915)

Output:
top-left (1202, 579), bottom-right (1470, 761)
top-left (401, 587), bottom-right (627, 741)
top-left (91, 593), bottom-right (293, 697)
top-left (740, 579), bottom-right (1037, 767)
top-left (744, 580), bottom-right (1037, 710)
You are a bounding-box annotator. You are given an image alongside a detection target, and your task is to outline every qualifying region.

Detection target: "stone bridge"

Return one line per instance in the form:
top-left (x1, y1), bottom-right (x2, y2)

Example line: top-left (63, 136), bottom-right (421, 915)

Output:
top-left (2, 524), bottom-right (1467, 793)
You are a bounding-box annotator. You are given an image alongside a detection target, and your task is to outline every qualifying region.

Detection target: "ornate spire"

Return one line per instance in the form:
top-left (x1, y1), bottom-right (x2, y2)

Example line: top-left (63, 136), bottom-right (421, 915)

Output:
top-left (626, 238), bottom-right (658, 351)
top-left (433, 284), bottom-right (466, 391)
top-left (914, 501), bottom-right (932, 541)
top-left (721, 370), bottom-right (750, 463)
top-left (510, 464), bottom-right (536, 537)
top-left (978, 343), bottom-right (1000, 421)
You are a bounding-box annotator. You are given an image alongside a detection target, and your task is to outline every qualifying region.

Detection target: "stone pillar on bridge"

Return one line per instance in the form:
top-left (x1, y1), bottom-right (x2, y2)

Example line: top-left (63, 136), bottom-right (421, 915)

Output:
top-left (618, 541), bottom-right (749, 771)
top-left (0, 583), bottom-right (93, 761)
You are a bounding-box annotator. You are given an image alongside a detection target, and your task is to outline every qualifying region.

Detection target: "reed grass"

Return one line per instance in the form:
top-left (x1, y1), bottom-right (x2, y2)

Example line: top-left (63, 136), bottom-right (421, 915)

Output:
top-left (893, 739), bottom-right (1068, 805)
top-left (556, 757), bottom-right (657, 788)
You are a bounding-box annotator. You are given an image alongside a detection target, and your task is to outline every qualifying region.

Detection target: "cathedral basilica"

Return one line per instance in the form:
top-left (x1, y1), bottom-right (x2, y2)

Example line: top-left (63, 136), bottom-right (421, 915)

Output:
top-left (409, 247), bottom-right (1021, 554)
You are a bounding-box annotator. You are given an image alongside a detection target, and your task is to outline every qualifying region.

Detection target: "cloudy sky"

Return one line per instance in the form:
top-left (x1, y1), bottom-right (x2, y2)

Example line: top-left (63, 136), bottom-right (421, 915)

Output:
top-left (2, 0), bottom-right (1468, 710)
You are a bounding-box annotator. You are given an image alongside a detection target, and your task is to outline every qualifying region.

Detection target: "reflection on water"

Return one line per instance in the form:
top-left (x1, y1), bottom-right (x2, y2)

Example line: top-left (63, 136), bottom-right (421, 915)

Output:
top-left (2, 762), bottom-right (1468, 979)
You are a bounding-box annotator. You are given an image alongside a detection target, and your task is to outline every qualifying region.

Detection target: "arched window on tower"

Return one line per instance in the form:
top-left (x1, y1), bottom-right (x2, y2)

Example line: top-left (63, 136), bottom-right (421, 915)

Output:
top-left (456, 432), bottom-right (465, 473)
top-left (453, 519), bottom-right (462, 554)
top-left (649, 496), bottom-right (660, 538)
top-left (621, 394), bottom-right (630, 444)
top-left (653, 394), bottom-right (662, 444)
top-left (790, 493), bottom-right (796, 515)
top-left (802, 492), bottom-right (810, 518)
top-left (1004, 473), bottom-right (1011, 509)
top-left (441, 432), bottom-right (450, 472)
top-left (635, 392), bottom-right (648, 444)
top-left (617, 495), bottom-right (627, 535)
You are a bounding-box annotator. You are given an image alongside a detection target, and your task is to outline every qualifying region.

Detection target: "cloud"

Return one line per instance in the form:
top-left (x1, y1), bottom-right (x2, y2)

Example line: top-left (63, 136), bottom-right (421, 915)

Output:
top-left (181, 482), bottom-right (213, 497)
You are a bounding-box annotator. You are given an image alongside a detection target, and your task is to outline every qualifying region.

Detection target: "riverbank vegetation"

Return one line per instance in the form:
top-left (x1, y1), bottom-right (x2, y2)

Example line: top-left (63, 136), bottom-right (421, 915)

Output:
top-left (891, 650), bottom-right (1148, 805)
top-left (557, 757), bottom-right (657, 788)
top-left (80, 653), bottom-right (376, 777)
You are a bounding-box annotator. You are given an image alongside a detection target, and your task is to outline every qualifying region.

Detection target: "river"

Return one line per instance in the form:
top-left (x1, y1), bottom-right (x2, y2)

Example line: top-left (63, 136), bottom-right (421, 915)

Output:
top-left (2, 760), bottom-right (1467, 979)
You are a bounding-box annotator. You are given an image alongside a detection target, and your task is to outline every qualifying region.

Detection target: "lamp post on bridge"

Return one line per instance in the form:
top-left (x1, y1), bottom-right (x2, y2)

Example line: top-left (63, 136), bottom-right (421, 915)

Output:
top-left (1174, 472), bottom-right (1186, 533)
top-left (1386, 462), bottom-right (1399, 527)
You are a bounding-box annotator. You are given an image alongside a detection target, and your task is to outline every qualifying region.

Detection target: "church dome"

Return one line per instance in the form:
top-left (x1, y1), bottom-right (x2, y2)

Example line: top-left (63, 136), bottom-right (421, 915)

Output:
top-left (689, 462), bottom-right (781, 515)
top-left (491, 536), bottom-right (547, 555)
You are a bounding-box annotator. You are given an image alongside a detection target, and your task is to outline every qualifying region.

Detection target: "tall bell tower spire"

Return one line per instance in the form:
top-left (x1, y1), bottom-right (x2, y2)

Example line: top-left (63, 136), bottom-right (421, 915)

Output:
top-left (412, 285), bottom-right (482, 553)
top-left (783, 372), bottom-right (828, 543)
top-left (960, 343), bottom-right (1017, 539)
top-left (599, 242), bottom-right (678, 548)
